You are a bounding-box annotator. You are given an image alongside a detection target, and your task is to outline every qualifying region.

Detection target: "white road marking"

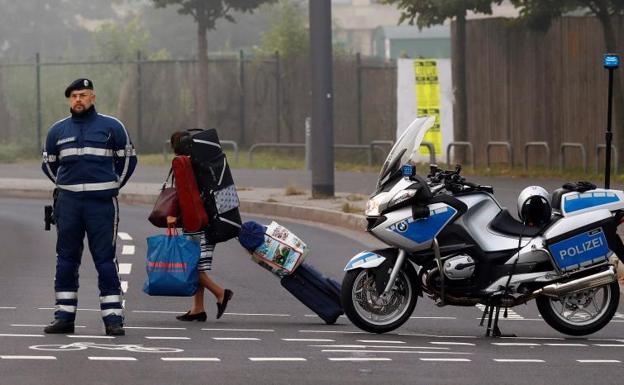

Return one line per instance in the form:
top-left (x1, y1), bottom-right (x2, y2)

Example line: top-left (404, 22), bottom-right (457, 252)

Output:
top-left (132, 310), bottom-right (184, 314)
top-left (328, 358), bottom-right (391, 362)
top-left (304, 314), bottom-right (344, 318)
top-left (202, 328), bottom-right (274, 333)
top-left (282, 338), bottom-right (335, 342)
top-left (593, 344), bottom-right (624, 347)
top-left (212, 337), bottom-right (260, 341)
top-left (121, 245), bottom-right (135, 255)
top-left (0, 307), bottom-right (16, 309)
top-left (88, 357), bottom-right (136, 361)
top-left (398, 333), bottom-right (477, 339)
top-left (38, 307), bottom-right (100, 312)
top-left (492, 343), bottom-right (541, 347)
top-left (161, 357), bottom-right (220, 362)
top-left (117, 232), bottom-right (133, 241)
top-left (420, 358), bottom-right (471, 362)
top-left (11, 324), bottom-right (86, 329)
top-left (311, 345), bottom-right (449, 350)
top-left (614, 312), bottom-right (624, 319)
top-left (493, 359), bottom-right (545, 363)
top-left (249, 357), bottom-right (307, 362)
top-left (225, 312), bottom-right (290, 317)
top-left (357, 340), bottom-right (406, 344)
top-left (145, 336), bottom-right (190, 340)
top-left (125, 326), bottom-right (186, 331)
top-left (67, 335), bottom-right (115, 339)
top-left (577, 360), bottom-right (621, 363)
top-left (545, 343), bottom-right (588, 347)
top-left (0, 333), bottom-right (44, 338)
top-left (121, 281), bottom-right (128, 293)
top-left (1, 355), bottom-right (56, 360)
top-left (118, 263), bottom-right (132, 275)
top-left (430, 341), bottom-right (476, 346)
top-left (410, 316), bottom-right (457, 320)
top-left (476, 304), bottom-right (524, 320)
top-left (321, 349), bottom-right (471, 355)
top-left (501, 336), bottom-right (565, 341)
top-left (299, 330), bottom-right (366, 334)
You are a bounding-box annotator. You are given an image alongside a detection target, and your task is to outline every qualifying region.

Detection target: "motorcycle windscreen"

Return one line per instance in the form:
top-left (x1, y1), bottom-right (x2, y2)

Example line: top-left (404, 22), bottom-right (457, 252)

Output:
top-left (377, 116), bottom-right (435, 189)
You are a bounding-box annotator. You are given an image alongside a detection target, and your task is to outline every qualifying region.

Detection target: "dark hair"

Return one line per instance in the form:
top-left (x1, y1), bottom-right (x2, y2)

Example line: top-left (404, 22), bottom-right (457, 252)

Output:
top-left (170, 131), bottom-right (187, 155)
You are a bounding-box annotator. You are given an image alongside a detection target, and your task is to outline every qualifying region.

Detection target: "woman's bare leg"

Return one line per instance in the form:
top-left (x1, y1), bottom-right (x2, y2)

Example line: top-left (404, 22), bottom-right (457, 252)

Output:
top-left (199, 272), bottom-right (225, 303)
top-left (189, 288), bottom-right (205, 314)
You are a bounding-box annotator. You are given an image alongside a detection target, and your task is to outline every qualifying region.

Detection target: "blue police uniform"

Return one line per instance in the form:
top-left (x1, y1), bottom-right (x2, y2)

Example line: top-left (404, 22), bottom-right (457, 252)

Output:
top-left (42, 104), bottom-right (137, 327)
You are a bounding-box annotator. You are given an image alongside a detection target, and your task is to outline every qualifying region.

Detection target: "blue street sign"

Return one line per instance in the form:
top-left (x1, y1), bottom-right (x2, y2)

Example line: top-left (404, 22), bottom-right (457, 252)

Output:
top-left (604, 54), bottom-right (620, 69)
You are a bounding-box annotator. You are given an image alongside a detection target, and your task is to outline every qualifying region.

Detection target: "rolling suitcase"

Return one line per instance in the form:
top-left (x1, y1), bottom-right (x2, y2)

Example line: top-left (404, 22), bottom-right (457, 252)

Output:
top-left (172, 155), bottom-right (208, 232)
top-left (280, 263), bottom-right (343, 324)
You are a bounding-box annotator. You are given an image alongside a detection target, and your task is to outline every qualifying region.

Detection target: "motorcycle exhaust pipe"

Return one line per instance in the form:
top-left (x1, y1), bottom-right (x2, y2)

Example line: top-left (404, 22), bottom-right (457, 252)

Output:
top-left (533, 266), bottom-right (616, 297)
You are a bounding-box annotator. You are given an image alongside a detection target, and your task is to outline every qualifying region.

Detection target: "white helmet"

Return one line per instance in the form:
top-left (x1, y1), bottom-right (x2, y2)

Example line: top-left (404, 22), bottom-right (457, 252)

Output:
top-left (517, 186), bottom-right (551, 226)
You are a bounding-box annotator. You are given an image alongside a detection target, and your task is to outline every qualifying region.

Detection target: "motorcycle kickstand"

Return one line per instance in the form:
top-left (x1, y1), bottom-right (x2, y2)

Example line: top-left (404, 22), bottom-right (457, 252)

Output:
top-left (489, 305), bottom-right (516, 338)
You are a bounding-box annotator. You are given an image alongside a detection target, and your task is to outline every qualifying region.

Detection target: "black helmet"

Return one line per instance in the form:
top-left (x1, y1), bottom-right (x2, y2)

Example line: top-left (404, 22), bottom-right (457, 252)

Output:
top-left (517, 186), bottom-right (552, 226)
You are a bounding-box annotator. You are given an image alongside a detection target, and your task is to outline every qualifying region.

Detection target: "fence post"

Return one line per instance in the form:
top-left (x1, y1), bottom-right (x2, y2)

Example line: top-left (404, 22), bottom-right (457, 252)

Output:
top-left (356, 52), bottom-right (363, 145)
top-left (275, 51), bottom-right (281, 142)
top-left (136, 51), bottom-right (143, 147)
top-left (305, 117), bottom-right (312, 171)
top-left (239, 50), bottom-right (246, 147)
top-left (35, 52), bottom-right (42, 152)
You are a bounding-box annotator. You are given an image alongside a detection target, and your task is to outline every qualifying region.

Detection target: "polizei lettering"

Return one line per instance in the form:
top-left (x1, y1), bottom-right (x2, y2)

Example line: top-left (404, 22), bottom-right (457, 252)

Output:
top-left (559, 236), bottom-right (604, 260)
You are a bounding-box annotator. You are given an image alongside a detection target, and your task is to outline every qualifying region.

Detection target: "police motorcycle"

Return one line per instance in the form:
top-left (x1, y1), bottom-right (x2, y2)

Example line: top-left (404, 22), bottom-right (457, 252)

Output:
top-left (341, 116), bottom-right (624, 337)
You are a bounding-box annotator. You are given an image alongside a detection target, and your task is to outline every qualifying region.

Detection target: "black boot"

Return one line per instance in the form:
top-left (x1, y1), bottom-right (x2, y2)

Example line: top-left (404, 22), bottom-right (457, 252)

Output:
top-left (44, 319), bottom-right (75, 334)
top-left (105, 323), bottom-right (125, 336)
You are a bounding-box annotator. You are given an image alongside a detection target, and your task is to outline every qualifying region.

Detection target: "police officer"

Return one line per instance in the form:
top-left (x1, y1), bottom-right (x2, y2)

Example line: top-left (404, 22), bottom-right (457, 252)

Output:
top-left (41, 78), bottom-right (137, 336)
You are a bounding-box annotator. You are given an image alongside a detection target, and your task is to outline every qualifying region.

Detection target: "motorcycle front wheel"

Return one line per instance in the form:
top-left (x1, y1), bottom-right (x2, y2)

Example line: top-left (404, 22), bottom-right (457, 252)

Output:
top-left (536, 281), bottom-right (620, 336)
top-left (341, 263), bottom-right (418, 334)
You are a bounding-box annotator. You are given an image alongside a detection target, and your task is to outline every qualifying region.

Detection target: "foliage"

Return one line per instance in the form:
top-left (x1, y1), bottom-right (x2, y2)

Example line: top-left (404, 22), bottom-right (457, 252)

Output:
top-left (256, 0), bottom-right (308, 58)
top-left (382, 0), bottom-right (503, 27)
top-left (91, 16), bottom-right (171, 60)
top-left (510, 1), bottom-right (624, 30)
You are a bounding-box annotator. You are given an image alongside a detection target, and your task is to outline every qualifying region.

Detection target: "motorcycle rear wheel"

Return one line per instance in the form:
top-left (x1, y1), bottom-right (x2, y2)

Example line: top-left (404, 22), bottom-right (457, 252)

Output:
top-left (536, 281), bottom-right (620, 336)
top-left (341, 263), bottom-right (418, 334)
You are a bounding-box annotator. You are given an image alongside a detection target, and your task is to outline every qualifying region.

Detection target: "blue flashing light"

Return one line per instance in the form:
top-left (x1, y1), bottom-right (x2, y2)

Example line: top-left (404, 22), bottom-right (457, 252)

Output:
top-left (402, 164), bottom-right (415, 177)
top-left (604, 54), bottom-right (620, 69)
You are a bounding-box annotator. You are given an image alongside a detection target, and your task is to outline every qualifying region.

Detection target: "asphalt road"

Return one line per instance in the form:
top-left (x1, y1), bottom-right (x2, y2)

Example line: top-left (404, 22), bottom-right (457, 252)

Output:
top-left (1, 198), bottom-right (624, 385)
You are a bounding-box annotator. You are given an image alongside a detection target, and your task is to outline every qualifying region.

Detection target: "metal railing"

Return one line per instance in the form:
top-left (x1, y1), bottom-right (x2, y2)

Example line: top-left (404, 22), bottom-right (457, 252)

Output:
top-left (486, 141), bottom-right (513, 169)
top-left (524, 141), bottom-right (550, 170)
top-left (559, 142), bottom-right (587, 172)
top-left (446, 141), bottom-right (474, 168)
top-left (248, 141), bottom-right (390, 165)
top-left (595, 144), bottom-right (618, 174)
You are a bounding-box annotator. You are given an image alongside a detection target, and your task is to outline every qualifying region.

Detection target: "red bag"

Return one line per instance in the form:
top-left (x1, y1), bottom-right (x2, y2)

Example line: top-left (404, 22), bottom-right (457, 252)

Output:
top-left (148, 169), bottom-right (179, 228)
top-left (172, 155), bottom-right (209, 232)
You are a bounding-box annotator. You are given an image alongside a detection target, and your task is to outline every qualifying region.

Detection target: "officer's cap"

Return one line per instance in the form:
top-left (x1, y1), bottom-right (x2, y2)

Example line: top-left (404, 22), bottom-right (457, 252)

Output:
top-left (64, 78), bottom-right (94, 97)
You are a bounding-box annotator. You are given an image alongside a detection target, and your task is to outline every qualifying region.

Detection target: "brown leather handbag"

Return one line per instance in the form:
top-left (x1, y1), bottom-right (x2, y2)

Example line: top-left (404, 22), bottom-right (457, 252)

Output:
top-left (148, 169), bottom-right (179, 228)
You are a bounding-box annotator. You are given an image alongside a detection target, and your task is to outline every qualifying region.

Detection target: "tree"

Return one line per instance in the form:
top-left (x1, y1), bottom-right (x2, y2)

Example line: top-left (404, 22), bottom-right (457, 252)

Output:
top-left (382, 0), bottom-right (502, 149)
top-left (510, 0), bottom-right (624, 165)
top-left (256, 0), bottom-right (308, 58)
top-left (151, 0), bottom-right (276, 127)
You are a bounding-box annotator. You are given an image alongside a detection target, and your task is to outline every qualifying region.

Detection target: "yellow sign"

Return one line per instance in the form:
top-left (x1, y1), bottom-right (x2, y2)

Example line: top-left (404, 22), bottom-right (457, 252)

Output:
top-left (414, 60), bottom-right (441, 156)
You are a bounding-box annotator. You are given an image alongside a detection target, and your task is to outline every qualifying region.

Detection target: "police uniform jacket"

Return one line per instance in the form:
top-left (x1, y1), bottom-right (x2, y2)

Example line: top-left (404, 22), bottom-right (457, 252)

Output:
top-left (42, 106), bottom-right (137, 197)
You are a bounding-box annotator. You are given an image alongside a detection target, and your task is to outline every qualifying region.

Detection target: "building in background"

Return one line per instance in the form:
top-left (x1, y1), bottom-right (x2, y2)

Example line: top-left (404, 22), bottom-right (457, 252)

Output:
top-left (373, 24), bottom-right (450, 60)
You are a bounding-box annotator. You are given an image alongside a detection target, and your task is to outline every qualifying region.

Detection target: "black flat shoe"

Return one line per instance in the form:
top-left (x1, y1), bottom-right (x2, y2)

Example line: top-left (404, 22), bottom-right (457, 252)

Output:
top-left (216, 289), bottom-right (234, 319)
top-left (44, 319), bottom-right (75, 334)
top-left (176, 311), bottom-right (207, 322)
top-left (105, 323), bottom-right (125, 336)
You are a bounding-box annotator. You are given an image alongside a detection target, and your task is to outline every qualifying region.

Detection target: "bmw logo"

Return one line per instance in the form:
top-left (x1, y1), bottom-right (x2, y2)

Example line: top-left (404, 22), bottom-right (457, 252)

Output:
top-left (396, 221), bottom-right (408, 232)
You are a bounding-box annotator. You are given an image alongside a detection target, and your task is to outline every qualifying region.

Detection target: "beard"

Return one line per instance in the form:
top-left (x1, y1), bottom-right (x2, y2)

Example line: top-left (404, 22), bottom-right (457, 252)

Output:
top-left (70, 104), bottom-right (93, 116)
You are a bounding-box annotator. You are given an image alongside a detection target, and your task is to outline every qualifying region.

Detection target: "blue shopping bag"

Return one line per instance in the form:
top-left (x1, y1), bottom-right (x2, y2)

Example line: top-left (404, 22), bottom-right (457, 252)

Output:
top-left (143, 230), bottom-right (200, 296)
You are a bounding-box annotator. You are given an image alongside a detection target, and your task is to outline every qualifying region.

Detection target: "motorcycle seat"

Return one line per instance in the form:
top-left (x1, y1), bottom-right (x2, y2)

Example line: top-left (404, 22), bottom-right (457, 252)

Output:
top-left (489, 209), bottom-right (544, 237)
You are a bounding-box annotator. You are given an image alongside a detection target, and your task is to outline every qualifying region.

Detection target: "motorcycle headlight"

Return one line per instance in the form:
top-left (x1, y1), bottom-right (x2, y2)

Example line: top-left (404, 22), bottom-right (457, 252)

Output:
top-left (388, 189), bottom-right (418, 209)
top-left (365, 192), bottom-right (390, 216)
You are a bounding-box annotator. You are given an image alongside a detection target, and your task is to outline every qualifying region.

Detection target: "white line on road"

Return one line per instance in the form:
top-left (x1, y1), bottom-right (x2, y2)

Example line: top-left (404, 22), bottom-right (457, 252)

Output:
top-left (493, 359), bottom-right (545, 363)
top-left (67, 335), bottom-right (115, 339)
top-left (544, 343), bottom-right (588, 347)
top-left (328, 358), bottom-right (392, 362)
top-left (299, 330), bottom-right (366, 334)
top-left (357, 340), bottom-right (406, 344)
top-left (0, 307), bottom-right (16, 309)
top-left (202, 328), bottom-right (274, 333)
top-left (410, 316), bottom-right (457, 320)
top-left (38, 307), bottom-right (100, 312)
top-left (88, 357), bottom-right (137, 361)
top-left (11, 324), bottom-right (86, 329)
top-left (492, 343), bottom-right (541, 346)
top-left (212, 337), bottom-right (261, 341)
top-left (282, 338), bottom-right (335, 342)
top-left (117, 232), bottom-right (133, 241)
top-left (420, 358), bottom-right (472, 362)
top-left (118, 263), bottom-right (132, 275)
top-left (1, 355), bottom-right (56, 360)
top-left (132, 310), bottom-right (183, 314)
top-left (0, 333), bottom-right (44, 338)
top-left (311, 345), bottom-right (449, 350)
top-left (121, 245), bottom-right (135, 255)
top-left (249, 357), bottom-right (307, 362)
top-left (145, 336), bottom-right (191, 340)
top-left (577, 360), bottom-right (621, 363)
top-left (225, 312), bottom-right (290, 317)
top-left (430, 342), bottom-right (476, 346)
top-left (121, 281), bottom-right (128, 293)
top-left (398, 333), bottom-right (478, 339)
top-left (161, 357), bottom-right (220, 362)
top-left (592, 344), bottom-right (624, 347)
top-left (125, 326), bottom-right (187, 330)
top-left (321, 349), bottom-right (471, 355)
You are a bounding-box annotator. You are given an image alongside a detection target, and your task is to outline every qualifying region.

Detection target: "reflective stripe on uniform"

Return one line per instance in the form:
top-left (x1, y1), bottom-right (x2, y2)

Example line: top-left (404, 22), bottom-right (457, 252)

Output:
top-left (101, 308), bottom-right (123, 317)
top-left (57, 181), bottom-right (119, 192)
top-left (115, 149), bottom-right (136, 157)
top-left (55, 292), bottom-right (77, 300)
top-left (100, 295), bottom-right (122, 304)
top-left (42, 151), bottom-right (57, 183)
top-left (55, 305), bottom-right (76, 313)
top-left (99, 114), bottom-right (133, 183)
top-left (59, 147), bottom-right (113, 159)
